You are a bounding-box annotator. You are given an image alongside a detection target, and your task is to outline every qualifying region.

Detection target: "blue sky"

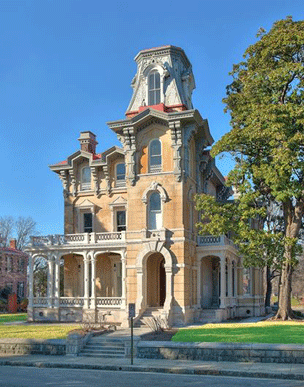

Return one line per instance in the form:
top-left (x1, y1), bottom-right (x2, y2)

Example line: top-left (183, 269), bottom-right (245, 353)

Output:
top-left (0, 0), bottom-right (303, 235)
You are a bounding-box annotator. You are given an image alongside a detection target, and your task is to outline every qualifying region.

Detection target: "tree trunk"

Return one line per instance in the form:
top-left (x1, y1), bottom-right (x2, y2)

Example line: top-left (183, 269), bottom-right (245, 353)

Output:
top-left (275, 259), bottom-right (294, 319)
top-left (265, 265), bottom-right (272, 308)
top-left (274, 200), bottom-right (303, 320)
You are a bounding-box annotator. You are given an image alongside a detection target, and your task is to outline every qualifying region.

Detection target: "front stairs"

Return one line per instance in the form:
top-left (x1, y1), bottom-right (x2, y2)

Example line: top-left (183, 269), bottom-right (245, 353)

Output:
top-left (80, 336), bottom-right (126, 358)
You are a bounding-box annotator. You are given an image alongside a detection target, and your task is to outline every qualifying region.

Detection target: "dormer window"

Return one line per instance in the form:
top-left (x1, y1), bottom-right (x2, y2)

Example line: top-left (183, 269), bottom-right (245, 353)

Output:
top-left (148, 71), bottom-right (161, 105)
top-left (149, 139), bottom-right (162, 173)
top-left (115, 163), bottom-right (126, 187)
top-left (81, 166), bottom-right (91, 191)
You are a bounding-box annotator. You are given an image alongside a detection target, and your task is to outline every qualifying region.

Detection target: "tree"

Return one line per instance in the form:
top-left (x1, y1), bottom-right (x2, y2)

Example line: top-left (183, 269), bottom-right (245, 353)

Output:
top-left (15, 216), bottom-right (37, 250)
top-left (197, 17), bottom-right (304, 320)
top-left (0, 217), bottom-right (14, 247)
top-left (0, 216), bottom-right (37, 250)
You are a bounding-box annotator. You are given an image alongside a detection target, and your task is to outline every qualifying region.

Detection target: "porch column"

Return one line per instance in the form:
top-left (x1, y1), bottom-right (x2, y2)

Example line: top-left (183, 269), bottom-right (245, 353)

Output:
top-left (136, 268), bottom-right (144, 315)
top-left (47, 254), bottom-right (54, 308)
top-left (121, 251), bottom-right (126, 308)
top-left (54, 253), bottom-right (60, 308)
top-left (196, 258), bottom-right (202, 308)
top-left (164, 264), bottom-right (173, 311)
top-left (220, 256), bottom-right (226, 308)
top-left (28, 254), bottom-right (34, 314)
top-left (83, 253), bottom-right (90, 309)
top-left (90, 252), bottom-right (96, 310)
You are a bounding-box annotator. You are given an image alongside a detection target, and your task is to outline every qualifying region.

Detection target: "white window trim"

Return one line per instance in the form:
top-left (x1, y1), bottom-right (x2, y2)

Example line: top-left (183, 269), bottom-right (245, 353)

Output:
top-left (143, 64), bottom-right (166, 106)
top-left (76, 203), bottom-right (95, 233)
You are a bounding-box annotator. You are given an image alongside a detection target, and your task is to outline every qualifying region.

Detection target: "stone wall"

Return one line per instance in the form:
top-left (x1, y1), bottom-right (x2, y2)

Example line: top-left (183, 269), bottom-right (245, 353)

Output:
top-left (0, 339), bottom-right (66, 356)
top-left (137, 341), bottom-right (304, 364)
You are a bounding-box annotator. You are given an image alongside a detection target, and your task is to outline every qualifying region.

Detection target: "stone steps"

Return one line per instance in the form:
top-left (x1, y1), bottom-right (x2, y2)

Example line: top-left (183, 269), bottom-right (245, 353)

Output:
top-left (80, 338), bottom-right (126, 358)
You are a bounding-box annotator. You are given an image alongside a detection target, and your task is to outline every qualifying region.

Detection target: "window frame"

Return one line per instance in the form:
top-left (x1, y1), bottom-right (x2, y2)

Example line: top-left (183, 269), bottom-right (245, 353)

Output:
top-left (149, 139), bottom-right (162, 173)
top-left (115, 162), bottom-right (126, 188)
top-left (148, 70), bottom-right (161, 106)
top-left (148, 191), bottom-right (162, 230)
top-left (80, 166), bottom-right (91, 191)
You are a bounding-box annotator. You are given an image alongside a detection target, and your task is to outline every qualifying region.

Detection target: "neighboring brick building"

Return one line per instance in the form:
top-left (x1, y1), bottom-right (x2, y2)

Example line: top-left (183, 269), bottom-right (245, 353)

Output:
top-left (0, 239), bottom-right (28, 301)
top-left (26, 46), bottom-right (265, 325)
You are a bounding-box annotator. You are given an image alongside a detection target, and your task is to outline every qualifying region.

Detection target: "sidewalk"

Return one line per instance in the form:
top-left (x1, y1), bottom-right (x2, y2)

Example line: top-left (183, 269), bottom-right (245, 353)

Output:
top-left (0, 353), bottom-right (304, 381)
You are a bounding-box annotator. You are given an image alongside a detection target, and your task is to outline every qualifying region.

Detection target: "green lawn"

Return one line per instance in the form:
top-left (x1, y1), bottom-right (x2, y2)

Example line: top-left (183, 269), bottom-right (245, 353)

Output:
top-left (0, 323), bottom-right (81, 339)
top-left (0, 313), bottom-right (27, 324)
top-left (172, 321), bottom-right (304, 344)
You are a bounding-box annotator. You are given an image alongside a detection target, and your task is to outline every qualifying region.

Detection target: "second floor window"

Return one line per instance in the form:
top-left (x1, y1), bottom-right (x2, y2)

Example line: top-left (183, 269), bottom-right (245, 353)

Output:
top-left (148, 192), bottom-right (162, 230)
top-left (83, 213), bottom-right (93, 233)
top-left (116, 163), bottom-right (126, 187)
top-left (116, 210), bottom-right (126, 232)
top-left (148, 71), bottom-right (161, 105)
top-left (81, 167), bottom-right (91, 191)
top-left (149, 139), bottom-right (162, 173)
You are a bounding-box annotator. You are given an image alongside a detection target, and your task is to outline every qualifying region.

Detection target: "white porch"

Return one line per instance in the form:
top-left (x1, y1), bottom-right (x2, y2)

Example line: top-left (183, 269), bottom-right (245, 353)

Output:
top-left (26, 232), bottom-right (127, 323)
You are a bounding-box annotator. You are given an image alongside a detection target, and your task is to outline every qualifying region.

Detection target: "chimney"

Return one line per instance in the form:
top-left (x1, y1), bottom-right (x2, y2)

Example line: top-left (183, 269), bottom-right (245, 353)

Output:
top-left (78, 131), bottom-right (98, 154)
top-left (10, 239), bottom-right (17, 250)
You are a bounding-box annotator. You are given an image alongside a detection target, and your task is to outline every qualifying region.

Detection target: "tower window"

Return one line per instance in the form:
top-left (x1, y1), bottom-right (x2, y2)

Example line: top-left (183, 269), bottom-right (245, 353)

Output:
top-left (149, 139), bottom-right (162, 173)
top-left (148, 71), bottom-right (161, 105)
top-left (81, 167), bottom-right (91, 191)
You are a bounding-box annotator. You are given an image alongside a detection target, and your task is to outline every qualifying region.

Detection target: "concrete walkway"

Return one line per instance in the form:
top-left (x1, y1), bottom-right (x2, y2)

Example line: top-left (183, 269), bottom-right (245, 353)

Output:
top-left (0, 353), bottom-right (304, 381)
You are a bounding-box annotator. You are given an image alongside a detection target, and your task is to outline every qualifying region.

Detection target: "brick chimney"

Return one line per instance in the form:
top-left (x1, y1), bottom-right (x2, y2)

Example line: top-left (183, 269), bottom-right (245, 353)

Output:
top-left (78, 131), bottom-right (98, 154)
top-left (10, 239), bottom-right (17, 250)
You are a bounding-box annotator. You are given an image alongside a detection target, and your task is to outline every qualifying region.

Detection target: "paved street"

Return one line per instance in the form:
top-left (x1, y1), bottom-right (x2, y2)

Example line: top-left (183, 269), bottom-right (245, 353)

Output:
top-left (0, 366), bottom-right (303, 387)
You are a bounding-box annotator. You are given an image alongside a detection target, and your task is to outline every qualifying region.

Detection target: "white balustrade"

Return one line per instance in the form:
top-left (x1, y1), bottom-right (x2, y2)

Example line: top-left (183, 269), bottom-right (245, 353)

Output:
top-left (59, 297), bottom-right (84, 307)
top-left (30, 232), bottom-right (125, 247)
top-left (33, 297), bottom-right (48, 306)
top-left (197, 235), bottom-right (237, 248)
top-left (96, 297), bottom-right (122, 308)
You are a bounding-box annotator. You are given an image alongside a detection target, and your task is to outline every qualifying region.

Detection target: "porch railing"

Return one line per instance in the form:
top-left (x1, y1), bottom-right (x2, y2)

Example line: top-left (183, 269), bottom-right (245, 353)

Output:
top-left (30, 232), bottom-right (126, 247)
top-left (33, 297), bottom-right (48, 306)
top-left (59, 297), bottom-right (84, 307)
top-left (96, 297), bottom-right (122, 308)
top-left (32, 297), bottom-right (123, 308)
top-left (197, 235), bottom-right (236, 248)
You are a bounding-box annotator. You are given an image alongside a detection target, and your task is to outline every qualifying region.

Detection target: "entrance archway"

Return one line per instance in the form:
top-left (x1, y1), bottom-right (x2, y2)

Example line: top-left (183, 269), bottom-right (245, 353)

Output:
top-left (201, 256), bottom-right (220, 308)
top-left (146, 253), bottom-right (166, 307)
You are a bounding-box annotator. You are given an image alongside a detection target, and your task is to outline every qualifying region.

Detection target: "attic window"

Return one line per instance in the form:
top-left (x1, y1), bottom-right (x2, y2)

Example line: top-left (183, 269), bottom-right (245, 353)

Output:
top-left (148, 71), bottom-right (160, 105)
top-left (81, 167), bottom-right (91, 191)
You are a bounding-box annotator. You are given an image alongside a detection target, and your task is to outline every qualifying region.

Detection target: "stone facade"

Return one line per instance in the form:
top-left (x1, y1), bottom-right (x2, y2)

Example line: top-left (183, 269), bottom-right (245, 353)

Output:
top-left (26, 46), bottom-right (265, 326)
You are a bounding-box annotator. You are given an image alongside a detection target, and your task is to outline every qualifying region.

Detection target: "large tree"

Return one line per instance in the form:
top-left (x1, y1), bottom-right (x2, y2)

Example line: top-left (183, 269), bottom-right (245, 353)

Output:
top-left (0, 216), bottom-right (37, 250)
top-left (197, 17), bottom-right (304, 320)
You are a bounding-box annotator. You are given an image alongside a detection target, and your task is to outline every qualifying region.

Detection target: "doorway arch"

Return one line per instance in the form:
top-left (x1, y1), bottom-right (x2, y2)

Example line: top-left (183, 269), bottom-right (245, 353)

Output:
top-left (146, 253), bottom-right (166, 307)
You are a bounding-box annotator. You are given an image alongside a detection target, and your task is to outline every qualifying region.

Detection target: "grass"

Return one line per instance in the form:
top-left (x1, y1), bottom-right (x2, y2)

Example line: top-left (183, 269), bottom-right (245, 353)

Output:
top-left (0, 313), bottom-right (27, 324)
top-left (172, 321), bottom-right (304, 345)
top-left (0, 323), bottom-right (81, 339)
top-left (271, 296), bottom-right (302, 307)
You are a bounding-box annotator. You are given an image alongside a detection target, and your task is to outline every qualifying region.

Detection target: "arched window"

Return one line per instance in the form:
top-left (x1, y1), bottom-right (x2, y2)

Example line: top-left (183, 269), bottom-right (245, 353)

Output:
top-left (81, 166), bottom-right (91, 190)
top-left (148, 192), bottom-right (162, 230)
top-left (149, 139), bottom-right (162, 173)
top-left (115, 163), bottom-right (126, 187)
top-left (148, 71), bottom-right (161, 105)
